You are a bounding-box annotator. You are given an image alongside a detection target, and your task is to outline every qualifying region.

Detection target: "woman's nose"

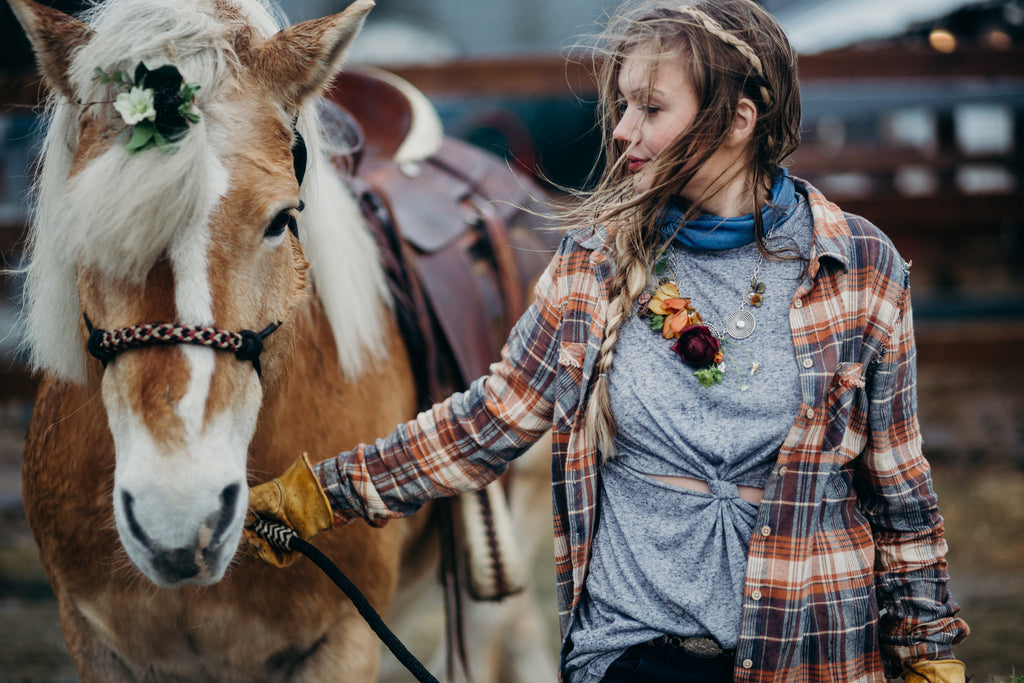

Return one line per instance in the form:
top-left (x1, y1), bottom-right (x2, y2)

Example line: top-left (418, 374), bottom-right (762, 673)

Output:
top-left (612, 111), bottom-right (637, 145)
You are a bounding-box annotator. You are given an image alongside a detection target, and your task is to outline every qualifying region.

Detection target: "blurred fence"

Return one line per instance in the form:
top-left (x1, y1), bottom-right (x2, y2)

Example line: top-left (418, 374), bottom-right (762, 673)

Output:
top-left (3, 45), bottom-right (1023, 424)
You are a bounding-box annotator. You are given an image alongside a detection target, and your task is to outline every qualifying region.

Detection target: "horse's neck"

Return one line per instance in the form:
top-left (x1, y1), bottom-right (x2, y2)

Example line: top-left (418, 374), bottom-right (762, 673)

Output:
top-left (250, 294), bottom-right (418, 476)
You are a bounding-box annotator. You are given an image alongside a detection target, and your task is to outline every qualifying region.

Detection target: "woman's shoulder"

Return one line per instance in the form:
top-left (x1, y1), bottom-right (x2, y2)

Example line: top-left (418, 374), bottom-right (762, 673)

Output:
top-left (797, 177), bottom-right (907, 276)
top-left (560, 223), bottom-right (609, 252)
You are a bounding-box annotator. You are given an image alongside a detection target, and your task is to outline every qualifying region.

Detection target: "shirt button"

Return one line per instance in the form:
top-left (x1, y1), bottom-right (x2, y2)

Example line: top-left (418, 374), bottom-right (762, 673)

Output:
top-left (751, 589), bottom-right (762, 601)
top-left (760, 526), bottom-right (772, 537)
top-left (743, 659), bottom-right (754, 669)
top-left (793, 298), bottom-right (803, 308)
top-left (802, 357), bottom-right (813, 368)
top-left (805, 408), bottom-right (815, 419)
top-left (778, 466), bottom-right (787, 476)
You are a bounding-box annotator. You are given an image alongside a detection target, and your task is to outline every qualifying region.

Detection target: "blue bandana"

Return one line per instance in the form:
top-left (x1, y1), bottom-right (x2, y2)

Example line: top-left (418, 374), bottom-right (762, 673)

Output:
top-left (659, 169), bottom-right (797, 251)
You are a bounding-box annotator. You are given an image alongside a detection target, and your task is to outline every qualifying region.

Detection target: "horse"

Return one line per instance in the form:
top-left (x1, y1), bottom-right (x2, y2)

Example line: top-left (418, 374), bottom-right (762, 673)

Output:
top-left (10, 0), bottom-right (557, 679)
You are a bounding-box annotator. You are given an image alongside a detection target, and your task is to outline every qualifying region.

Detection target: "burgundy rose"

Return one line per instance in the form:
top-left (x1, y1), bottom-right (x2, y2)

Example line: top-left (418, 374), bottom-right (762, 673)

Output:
top-left (671, 324), bottom-right (721, 367)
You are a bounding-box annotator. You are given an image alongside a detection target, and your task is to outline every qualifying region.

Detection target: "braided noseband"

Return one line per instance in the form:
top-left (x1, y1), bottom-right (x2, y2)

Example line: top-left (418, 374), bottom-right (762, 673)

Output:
top-left (84, 313), bottom-right (281, 378)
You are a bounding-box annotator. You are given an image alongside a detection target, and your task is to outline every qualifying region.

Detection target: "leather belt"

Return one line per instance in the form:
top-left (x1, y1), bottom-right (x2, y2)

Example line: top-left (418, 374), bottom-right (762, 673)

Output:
top-left (646, 634), bottom-right (735, 659)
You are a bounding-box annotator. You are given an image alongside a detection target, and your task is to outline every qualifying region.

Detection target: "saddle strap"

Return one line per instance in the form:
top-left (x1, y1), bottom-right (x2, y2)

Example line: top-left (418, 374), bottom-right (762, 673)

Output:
top-left (436, 498), bottom-right (474, 683)
top-left (352, 177), bottom-right (442, 408)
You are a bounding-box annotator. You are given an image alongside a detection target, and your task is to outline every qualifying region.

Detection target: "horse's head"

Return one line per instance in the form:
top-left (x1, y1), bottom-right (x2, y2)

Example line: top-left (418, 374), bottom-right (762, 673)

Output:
top-left (12, 0), bottom-right (379, 587)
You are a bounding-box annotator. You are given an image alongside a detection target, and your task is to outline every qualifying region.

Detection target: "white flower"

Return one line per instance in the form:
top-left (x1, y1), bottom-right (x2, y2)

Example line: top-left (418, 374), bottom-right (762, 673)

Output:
top-left (114, 87), bottom-right (156, 125)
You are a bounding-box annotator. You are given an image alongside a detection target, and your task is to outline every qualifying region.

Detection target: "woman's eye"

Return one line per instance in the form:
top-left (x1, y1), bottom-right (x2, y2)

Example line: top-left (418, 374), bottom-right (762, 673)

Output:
top-left (646, 105), bottom-right (660, 115)
top-left (264, 203), bottom-right (302, 240)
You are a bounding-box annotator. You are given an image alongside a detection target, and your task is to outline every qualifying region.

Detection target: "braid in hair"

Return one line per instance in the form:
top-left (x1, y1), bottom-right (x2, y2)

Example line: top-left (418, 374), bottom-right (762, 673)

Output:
top-left (585, 216), bottom-right (660, 461)
top-left (678, 6), bottom-right (772, 107)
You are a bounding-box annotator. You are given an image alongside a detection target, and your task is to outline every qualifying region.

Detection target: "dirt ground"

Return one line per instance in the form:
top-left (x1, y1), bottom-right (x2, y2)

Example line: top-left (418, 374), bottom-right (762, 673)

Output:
top-left (0, 358), bottom-right (1022, 682)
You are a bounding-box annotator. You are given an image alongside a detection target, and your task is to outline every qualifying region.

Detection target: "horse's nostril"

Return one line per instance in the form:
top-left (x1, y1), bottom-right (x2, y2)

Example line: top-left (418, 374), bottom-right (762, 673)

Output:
top-left (121, 490), bottom-right (154, 550)
top-left (221, 483), bottom-right (240, 509)
top-left (210, 483), bottom-right (241, 542)
top-left (151, 547), bottom-right (200, 580)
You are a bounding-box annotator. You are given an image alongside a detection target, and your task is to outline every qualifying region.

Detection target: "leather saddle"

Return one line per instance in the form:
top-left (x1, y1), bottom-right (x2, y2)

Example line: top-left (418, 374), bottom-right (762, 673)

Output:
top-left (320, 67), bottom-right (558, 618)
top-left (323, 67), bottom-right (558, 405)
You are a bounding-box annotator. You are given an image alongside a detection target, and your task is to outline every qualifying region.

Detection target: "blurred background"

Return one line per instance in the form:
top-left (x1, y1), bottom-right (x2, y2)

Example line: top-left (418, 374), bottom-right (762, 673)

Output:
top-left (0, 0), bottom-right (1022, 680)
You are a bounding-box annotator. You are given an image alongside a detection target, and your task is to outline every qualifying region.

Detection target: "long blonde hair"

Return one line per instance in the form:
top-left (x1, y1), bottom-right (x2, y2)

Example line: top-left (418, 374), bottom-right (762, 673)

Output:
top-left (570, 0), bottom-right (802, 459)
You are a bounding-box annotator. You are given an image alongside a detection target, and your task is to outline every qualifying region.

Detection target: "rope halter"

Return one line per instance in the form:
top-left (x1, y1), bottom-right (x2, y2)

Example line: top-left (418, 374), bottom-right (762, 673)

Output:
top-left (83, 313), bottom-right (281, 378)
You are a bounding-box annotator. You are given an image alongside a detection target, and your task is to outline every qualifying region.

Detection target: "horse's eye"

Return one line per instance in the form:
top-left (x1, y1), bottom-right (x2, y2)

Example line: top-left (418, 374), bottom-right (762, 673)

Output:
top-left (264, 209), bottom-right (298, 240)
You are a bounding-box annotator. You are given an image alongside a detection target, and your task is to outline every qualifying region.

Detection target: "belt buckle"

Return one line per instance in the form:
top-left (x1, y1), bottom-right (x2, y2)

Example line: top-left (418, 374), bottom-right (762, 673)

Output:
top-left (681, 637), bottom-right (723, 659)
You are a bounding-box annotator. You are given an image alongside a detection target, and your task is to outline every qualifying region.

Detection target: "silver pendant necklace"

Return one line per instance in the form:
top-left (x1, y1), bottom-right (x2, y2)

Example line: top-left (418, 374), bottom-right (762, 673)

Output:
top-left (666, 245), bottom-right (768, 342)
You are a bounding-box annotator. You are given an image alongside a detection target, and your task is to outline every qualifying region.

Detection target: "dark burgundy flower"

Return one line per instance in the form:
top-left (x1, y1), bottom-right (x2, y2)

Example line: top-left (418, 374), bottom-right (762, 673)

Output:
top-left (671, 324), bottom-right (721, 367)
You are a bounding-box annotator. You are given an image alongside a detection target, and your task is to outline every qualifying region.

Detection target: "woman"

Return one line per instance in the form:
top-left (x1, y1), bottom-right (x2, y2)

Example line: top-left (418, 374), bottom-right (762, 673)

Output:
top-left (247, 1), bottom-right (969, 680)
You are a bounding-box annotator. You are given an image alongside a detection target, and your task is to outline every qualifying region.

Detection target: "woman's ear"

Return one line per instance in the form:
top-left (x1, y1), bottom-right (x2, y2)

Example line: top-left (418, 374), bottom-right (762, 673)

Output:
top-left (729, 97), bottom-right (758, 145)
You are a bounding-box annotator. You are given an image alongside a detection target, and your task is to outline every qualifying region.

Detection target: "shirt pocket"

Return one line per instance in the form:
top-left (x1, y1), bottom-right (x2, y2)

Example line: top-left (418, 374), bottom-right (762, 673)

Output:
top-left (553, 342), bottom-right (587, 433)
top-left (821, 361), bottom-right (868, 458)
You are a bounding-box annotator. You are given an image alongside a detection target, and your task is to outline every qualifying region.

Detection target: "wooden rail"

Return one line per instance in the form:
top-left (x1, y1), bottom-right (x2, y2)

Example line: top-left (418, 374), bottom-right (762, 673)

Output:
top-left (2, 45), bottom-right (1021, 399)
top-left (3, 46), bottom-right (1023, 107)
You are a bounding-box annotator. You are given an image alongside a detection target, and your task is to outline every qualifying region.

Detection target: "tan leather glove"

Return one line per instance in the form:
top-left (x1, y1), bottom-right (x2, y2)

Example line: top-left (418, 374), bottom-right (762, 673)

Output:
top-left (243, 453), bottom-right (333, 567)
top-left (903, 659), bottom-right (967, 683)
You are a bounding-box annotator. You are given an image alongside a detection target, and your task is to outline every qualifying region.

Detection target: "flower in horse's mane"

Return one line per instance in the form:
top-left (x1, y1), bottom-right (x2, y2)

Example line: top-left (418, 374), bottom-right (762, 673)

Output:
top-left (113, 86), bottom-right (156, 126)
top-left (95, 62), bottom-right (200, 153)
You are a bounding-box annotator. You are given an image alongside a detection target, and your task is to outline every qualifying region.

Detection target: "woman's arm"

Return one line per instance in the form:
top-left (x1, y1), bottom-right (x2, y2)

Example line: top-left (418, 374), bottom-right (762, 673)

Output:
top-left (314, 245), bottom-right (568, 527)
top-left (855, 292), bottom-right (969, 675)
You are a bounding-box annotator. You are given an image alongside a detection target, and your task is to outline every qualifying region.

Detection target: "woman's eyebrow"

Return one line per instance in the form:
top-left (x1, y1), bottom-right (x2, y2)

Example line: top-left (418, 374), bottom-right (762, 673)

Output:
top-left (617, 86), bottom-right (668, 99)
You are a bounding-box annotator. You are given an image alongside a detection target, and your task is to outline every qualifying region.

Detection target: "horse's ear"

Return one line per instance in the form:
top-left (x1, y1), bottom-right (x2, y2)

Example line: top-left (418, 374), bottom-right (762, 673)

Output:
top-left (249, 0), bottom-right (374, 113)
top-left (8, 0), bottom-right (94, 99)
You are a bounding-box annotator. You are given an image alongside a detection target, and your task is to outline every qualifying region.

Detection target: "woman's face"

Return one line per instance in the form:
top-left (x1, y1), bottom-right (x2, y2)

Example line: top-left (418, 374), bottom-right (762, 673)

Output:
top-left (612, 46), bottom-right (699, 194)
top-left (613, 46), bottom-right (750, 209)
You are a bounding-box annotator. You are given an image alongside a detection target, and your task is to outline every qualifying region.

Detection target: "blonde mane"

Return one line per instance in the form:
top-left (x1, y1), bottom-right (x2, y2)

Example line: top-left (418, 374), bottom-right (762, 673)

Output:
top-left (22, 0), bottom-right (390, 383)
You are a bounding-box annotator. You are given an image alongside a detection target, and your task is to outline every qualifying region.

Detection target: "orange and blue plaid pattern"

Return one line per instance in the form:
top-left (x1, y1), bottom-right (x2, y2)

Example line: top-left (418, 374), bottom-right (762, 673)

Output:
top-left (318, 178), bottom-right (968, 681)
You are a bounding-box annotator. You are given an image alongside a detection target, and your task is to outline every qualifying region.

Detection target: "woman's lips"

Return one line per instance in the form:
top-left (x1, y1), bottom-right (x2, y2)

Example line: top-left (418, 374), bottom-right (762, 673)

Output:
top-left (627, 157), bottom-right (646, 173)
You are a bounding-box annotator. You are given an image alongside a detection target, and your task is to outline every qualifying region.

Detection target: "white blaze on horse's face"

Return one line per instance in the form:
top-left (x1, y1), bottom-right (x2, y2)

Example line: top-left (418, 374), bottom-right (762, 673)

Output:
top-left (9, 0), bottom-right (375, 587)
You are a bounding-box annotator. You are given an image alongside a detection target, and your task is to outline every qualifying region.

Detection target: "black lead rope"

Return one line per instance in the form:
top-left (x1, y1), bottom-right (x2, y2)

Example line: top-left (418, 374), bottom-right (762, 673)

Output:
top-left (247, 517), bottom-right (439, 683)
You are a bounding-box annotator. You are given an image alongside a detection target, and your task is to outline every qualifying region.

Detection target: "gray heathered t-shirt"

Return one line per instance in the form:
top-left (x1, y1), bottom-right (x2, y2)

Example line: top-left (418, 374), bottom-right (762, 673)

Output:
top-left (565, 196), bottom-right (813, 683)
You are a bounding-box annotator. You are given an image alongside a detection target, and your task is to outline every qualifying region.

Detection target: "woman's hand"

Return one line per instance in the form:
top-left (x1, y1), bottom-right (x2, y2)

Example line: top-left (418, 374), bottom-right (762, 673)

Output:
top-left (243, 453), bottom-right (333, 567)
top-left (903, 659), bottom-right (966, 683)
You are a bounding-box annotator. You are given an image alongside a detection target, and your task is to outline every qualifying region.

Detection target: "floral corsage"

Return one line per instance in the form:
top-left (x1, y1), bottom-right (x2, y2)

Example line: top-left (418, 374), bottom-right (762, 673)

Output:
top-left (638, 259), bottom-right (760, 389)
top-left (95, 62), bottom-right (200, 153)
top-left (640, 279), bottom-right (725, 386)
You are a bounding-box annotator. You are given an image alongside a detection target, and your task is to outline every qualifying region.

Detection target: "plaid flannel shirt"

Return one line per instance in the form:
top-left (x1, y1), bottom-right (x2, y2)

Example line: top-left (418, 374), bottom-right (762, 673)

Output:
top-left (317, 178), bottom-right (968, 681)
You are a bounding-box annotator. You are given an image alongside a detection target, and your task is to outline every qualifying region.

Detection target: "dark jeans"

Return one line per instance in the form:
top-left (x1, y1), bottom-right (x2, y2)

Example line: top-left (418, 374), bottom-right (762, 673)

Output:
top-left (600, 641), bottom-right (735, 683)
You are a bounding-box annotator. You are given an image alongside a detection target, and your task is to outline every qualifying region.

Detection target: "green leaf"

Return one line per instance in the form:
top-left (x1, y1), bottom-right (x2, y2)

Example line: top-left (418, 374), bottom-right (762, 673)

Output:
top-left (648, 315), bottom-right (665, 333)
top-left (654, 256), bottom-right (668, 275)
top-left (94, 67), bottom-right (131, 87)
top-left (179, 82), bottom-right (201, 102)
top-left (124, 122), bottom-right (156, 153)
top-left (694, 367), bottom-right (724, 387)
